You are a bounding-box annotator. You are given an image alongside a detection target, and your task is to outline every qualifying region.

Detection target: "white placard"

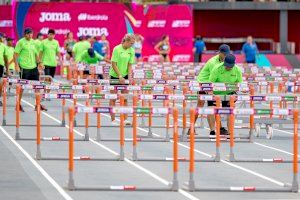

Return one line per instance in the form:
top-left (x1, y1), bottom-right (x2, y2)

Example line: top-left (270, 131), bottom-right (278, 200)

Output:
top-left (199, 95), bottom-right (214, 101)
top-left (272, 109), bottom-right (289, 116)
top-left (77, 107), bottom-right (93, 113)
top-left (104, 94), bottom-right (118, 99)
top-left (46, 85), bottom-right (60, 90)
top-left (44, 94), bottom-right (58, 99)
top-left (153, 86), bottom-right (164, 91)
top-left (72, 85), bottom-right (84, 90)
top-left (139, 95), bottom-right (153, 100)
top-left (266, 96), bottom-right (282, 101)
top-left (198, 108), bottom-right (214, 115)
top-left (237, 95), bottom-right (250, 101)
top-left (152, 108), bottom-right (169, 114)
top-left (233, 109), bottom-right (254, 115)
top-left (74, 94), bottom-right (89, 99)
top-left (127, 86), bottom-right (141, 91)
top-left (168, 95), bottom-right (185, 100)
top-left (112, 107), bottom-right (133, 114)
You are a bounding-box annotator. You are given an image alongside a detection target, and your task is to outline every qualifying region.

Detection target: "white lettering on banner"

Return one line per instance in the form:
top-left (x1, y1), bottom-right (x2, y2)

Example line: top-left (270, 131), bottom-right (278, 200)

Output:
top-left (77, 107), bottom-right (93, 113)
top-left (147, 20), bottom-right (166, 28)
top-left (168, 95), bottom-right (185, 100)
top-left (172, 55), bottom-right (191, 62)
top-left (0, 20), bottom-right (13, 27)
top-left (140, 95), bottom-right (153, 100)
top-left (172, 20), bottom-right (191, 28)
top-left (153, 86), bottom-right (164, 91)
top-left (104, 94), bottom-right (118, 99)
top-left (152, 108), bottom-right (169, 114)
top-left (40, 27), bottom-right (70, 35)
top-left (74, 94), bottom-right (89, 99)
top-left (77, 27), bottom-right (109, 37)
top-left (45, 85), bottom-right (59, 90)
top-left (233, 109), bottom-right (254, 115)
top-left (198, 108), bottom-right (214, 115)
top-left (72, 85), bottom-right (84, 90)
top-left (22, 85), bottom-right (33, 90)
top-left (127, 86), bottom-right (141, 91)
top-left (199, 95), bottom-right (214, 101)
top-left (112, 107), bottom-right (133, 114)
top-left (237, 95), bottom-right (250, 101)
top-left (259, 82), bottom-right (268, 86)
top-left (272, 109), bottom-right (289, 116)
top-left (44, 94), bottom-right (58, 99)
top-left (39, 12), bottom-right (71, 22)
top-left (266, 96), bottom-right (282, 101)
top-left (78, 13), bottom-right (108, 21)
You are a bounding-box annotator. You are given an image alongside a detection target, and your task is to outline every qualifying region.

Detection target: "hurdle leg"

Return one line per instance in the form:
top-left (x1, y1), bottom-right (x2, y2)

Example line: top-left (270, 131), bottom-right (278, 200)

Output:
top-left (68, 108), bottom-right (75, 190)
top-left (15, 85), bottom-right (21, 140)
top-left (292, 110), bottom-right (299, 192)
top-left (36, 94), bottom-right (42, 160)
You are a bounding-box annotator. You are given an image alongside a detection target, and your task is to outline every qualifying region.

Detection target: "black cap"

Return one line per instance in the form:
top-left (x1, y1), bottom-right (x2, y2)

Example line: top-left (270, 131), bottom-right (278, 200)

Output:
top-left (78, 36), bottom-right (84, 41)
top-left (219, 44), bottom-right (230, 55)
top-left (224, 54), bottom-right (236, 68)
top-left (86, 35), bottom-right (91, 40)
top-left (88, 48), bottom-right (95, 58)
top-left (24, 27), bottom-right (33, 35)
top-left (6, 37), bottom-right (13, 42)
top-left (48, 29), bottom-right (55, 34)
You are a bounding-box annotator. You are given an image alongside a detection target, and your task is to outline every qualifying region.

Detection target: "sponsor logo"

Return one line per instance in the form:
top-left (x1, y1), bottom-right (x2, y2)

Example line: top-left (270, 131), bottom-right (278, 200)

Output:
top-left (78, 13), bottom-right (109, 21)
top-left (40, 27), bottom-right (70, 35)
top-left (39, 12), bottom-right (71, 22)
top-left (172, 54), bottom-right (191, 62)
top-left (0, 20), bottom-right (12, 27)
top-left (172, 20), bottom-right (190, 28)
top-left (77, 27), bottom-right (109, 37)
top-left (147, 20), bottom-right (166, 28)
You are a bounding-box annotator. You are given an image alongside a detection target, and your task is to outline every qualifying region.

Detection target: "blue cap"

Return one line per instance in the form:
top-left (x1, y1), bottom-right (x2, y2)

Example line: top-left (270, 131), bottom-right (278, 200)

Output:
top-left (0, 32), bottom-right (4, 39)
top-left (88, 48), bottom-right (95, 58)
top-left (224, 54), bottom-right (236, 68)
top-left (219, 44), bottom-right (230, 55)
top-left (24, 27), bottom-right (33, 35)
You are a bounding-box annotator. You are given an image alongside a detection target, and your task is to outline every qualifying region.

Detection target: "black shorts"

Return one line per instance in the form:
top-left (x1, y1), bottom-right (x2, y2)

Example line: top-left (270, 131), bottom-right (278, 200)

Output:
top-left (161, 54), bottom-right (167, 59)
top-left (21, 67), bottom-right (39, 81)
top-left (83, 70), bottom-right (103, 79)
top-left (44, 66), bottom-right (56, 78)
top-left (67, 50), bottom-right (73, 58)
top-left (0, 65), bottom-right (4, 78)
top-left (197, 91), bottom-right (235, 107)
top-left (110, 75), bottom-right (128, 85)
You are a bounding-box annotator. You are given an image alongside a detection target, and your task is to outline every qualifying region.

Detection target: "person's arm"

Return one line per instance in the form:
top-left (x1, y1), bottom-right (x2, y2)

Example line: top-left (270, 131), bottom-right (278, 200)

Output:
top-left (106, 41), bottom-right (110, 59)
top-left (167, 42), bottom-right (171, 54)
top-left (236, 67), bottom-right (243, 83)
top-left (209, 67), bottom-right (218, 83)
top-left (242, 43), bottom-right (247, 63)
top-left (103, 58), bottom-right (111, 64)
top-left (154, 42), bottom-right (161, 53)
top-left (203, 42), bottom-right (207, 51)
top-left (13, 53), bottom-right (20, 73)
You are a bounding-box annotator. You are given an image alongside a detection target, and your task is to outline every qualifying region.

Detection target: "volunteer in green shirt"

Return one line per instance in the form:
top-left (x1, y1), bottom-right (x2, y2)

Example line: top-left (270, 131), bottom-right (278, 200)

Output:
top-left (189, 44), bottom-right (230, 136)
top-left (40, 29), bottom-right (61, 78)
top-left (208, 54), bottom-right (243, 135)
top-left (6, 38), bottom-right (15, 72)
top-left (34, 32), bottom-right (43, 54)
top-left (80, 48), bottom-right (111, 79)
top-left (0, 32), bottom-right (8, 107)
top-left (109, 34), bottom-right (135, 125)
top-left (73, 36), bottom-right (91, 62)
top-left (14, 28), bottom-right (45, 112)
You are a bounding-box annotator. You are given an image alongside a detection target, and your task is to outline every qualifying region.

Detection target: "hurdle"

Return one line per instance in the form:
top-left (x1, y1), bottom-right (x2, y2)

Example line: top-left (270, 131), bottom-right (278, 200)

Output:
top-left (184, 108), bottom-right (299, 192)
top-left (67, 106), bottom-right (179, 191)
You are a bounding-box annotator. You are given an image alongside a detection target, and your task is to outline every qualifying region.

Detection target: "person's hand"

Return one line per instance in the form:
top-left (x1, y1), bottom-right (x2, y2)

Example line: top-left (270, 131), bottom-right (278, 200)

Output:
top-left (15, 63), bottom-right (20, 73)
top-left (119, 76), bottom-right (125, 84)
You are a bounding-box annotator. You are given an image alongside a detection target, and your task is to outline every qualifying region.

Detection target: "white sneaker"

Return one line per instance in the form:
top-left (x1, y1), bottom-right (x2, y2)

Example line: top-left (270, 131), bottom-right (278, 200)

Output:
top-left (124, 120), bottom-right (132, 126)
top-left (111, 120), bottom-right (119, 126)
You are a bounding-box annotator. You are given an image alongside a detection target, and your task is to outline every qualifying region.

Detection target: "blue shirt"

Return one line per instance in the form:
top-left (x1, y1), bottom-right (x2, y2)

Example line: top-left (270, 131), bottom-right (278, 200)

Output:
top-left (194, 40), bottom-right (205, 54)
top-left (242, 42), bottom-right (258, 62)
top-left (93, 41), bottom-right (103, 56)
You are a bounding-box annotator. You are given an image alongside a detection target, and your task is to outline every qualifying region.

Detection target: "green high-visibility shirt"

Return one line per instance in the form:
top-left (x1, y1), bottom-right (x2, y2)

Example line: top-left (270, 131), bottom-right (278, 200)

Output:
top-left (109, 44), bottom-right (135, 78)
top-left (73, 41), bottom-right (91, 62)
top-left (15, 38), bottom-right (37, 69)
top-left (209, 63), bottom-right (243, 95)
top-left (5, 46), bottom-right (15, 70)
top-left (40, 38), bottom-right (60, 67)
top-left (80, 50), bottom-right (103, 64)
top-left (197, 55), bottom-right (223, 83)
top-left (0, 42), bottom-right (7, 67)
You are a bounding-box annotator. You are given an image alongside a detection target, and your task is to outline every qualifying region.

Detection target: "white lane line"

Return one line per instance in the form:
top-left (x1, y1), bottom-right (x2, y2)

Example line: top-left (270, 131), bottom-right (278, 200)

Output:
top-left (0, 126), bottom-right (73, 200)
top-left (21, 99), bottom-right (200, 200)
top-left (67, 100), bottom-right (289, 188)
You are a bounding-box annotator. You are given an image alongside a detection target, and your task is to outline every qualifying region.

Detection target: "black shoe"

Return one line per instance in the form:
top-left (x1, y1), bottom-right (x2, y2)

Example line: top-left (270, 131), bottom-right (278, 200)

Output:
top-left (220, 127), bottom-right (229, 135)
top-left (187, 128), bottom-right (197, 135)
top-left (15, 105), bottom-right (25, 112)
top-left (209, 130), bottom-right (216, 136)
